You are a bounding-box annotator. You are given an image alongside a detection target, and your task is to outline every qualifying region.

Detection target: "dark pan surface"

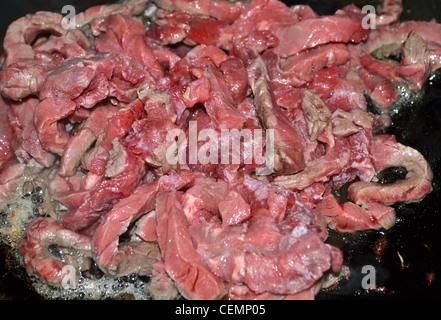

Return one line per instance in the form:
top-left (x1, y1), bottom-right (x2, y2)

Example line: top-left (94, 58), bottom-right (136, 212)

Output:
top-left (1, 0), bottom-right (441, 300)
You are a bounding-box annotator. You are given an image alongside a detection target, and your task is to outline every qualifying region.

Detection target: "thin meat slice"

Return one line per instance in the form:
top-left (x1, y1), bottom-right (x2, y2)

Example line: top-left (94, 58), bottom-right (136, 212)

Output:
top-left (315, 187), bottom-right (396, 232)
top-left (18, 217), bottom-right (93, 286)
top-left (34, 58), bottom-right (114, 155)
top-left (399, 31), bottom-right (432, 91)
top-left (218, 190), bottom-right (251, 226)
top-left (274, 138), bottom-right (351, 191)
top-left (230, 0), bottom-right (301, 40)
top-left (93, 170), bottom-right (205, 275)
top-left (281, 44), bottom-right (350, 85)
top-left (83, 99), bottom-right (144, 176)
top-left (180, 177), bottom-right (229, 223)
top-left (49, 173), bottom-right (100, 210)
top-left (74, 0), bottom-right (150, 27)
top-left (361, 32), bottom-right (431, 92)
top-left (242, 232), bottom-right (340, 295)
top-left (131, 210), bottom-right (159, 243)
top-left (364, 21), bottom-right (441, 55)
top-left (34, 97), bottom-right (78, 155)
top-left (307, 66), bottom-right (368, 112)
top-left (316, 134), bottom-right (433, 233)
top-left (301, 90), bottom-right (333, 144)
top-left (62, 144), bottom-right (146, 233)
top-left (58, 128), bottom-right (96, 177)
top-left (186, 18), bottom-right (230, 48)
top-left (7, 97), bottom-right (55, 167)
top-left (2, 11), bottom-right (66, 66)
top-left (219, 57), bottom-right (249, 106)
top-left (204, 65), bottom-right (246, 130)
top-left (125, 91), bottom-right (181, 174)
top-left (94, 14), bottom-right (164, 79)
top-left (153, 0), bottom-right (245, 24)
top-left (248, 56), bottom-right (305, 175)
top-left (156, 191), bottom-right (227, 300)
top-left (272, 5), bottom-right (369, 57)
top-left (190, 212), bottom-right (342, 295)
top-left (357, 67), bottom-right (398, 109)
top-left (93, 180), bottom-right (161, 276)
top-left (0, 61), bottom-right (51, 101)
top-left (364, 20), bottom-right (441, 73)
top-left (348, 135), bottom-right (433, 206)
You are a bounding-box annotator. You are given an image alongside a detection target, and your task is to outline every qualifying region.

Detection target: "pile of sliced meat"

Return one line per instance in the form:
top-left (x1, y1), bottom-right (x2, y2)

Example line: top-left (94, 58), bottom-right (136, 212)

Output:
top-left (0, 0), bottom-right (436, 299)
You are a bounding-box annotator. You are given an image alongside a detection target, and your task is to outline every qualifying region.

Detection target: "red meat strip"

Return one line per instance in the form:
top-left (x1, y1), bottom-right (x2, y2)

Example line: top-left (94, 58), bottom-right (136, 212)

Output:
top-left (62, 143), bottom-right (146, 233)
top-left (358, 66), bottom-right (398, 109)
top-left (83, 99), bottom-right (144, 176)
top-left (230, 0), bottom-right (300, 41)
top-left (7, 97), bottom-right (55, 167)
top-left (2, 11), bottom-right (66, 67)
top-left (281, 44), bottom-right (350, 85)
top-left (125, 91), bottom-right (181, 174)
top-left (363, 20), bottom-right (441, 76)
top-left (93, 180), bottom-right (161, 276)
top-left (132, 210), bottom-right (158, 243)
top-left (361, 32), bottom-right (431, 92)
top-left (58, 128), bottom-right (96, 177)
top-left (94, 14), bottom-right (164, 79)
top-left (348, 135), bottom-right (433, 206)
top-left (399, 31), bottom-right (432, 91)
top-left (272, 5), bottom-right (369, 57)
top-left (34, 58), bottom-right (114, 155)
top-left (316, 134), bottom-right (432, 233)
top-left (156, 190), bottom-right (227, 299)
top-left (307, 66), bottom-right (368, 112)
top-left (74, 0), bottom-right (150, 27)
top-left (180, 177), bottom-right (229, 223)
top-left (190, 213), bottom-right (342, 295)
top-left (315, 187), bottom-right (396, 232)
top-left (0, 97), bottom-right (14, 171)
top-left (18, 217), bottom-right (93, 286)
top-left (93, 170), bottom-right (204, 275)
top-left (153, 0), bottom-right (245, 23)
top-left (274, 138), bottom-right (351, 191)
top-left (0, 61), bottom-right (51, 101)
top-left (204, 65), bottom-right (246, 130)
top-left (247, 56), bottom-right (305, 175)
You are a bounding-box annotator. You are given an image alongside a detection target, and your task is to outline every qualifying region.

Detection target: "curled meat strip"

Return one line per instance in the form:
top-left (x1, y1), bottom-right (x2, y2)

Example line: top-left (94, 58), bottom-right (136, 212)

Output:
top-left (348, 135), bottom-right (433, 206)
top-left (317, 135), bottom-right (433, 233)
top-left (18, 217), bottom-right (93, 286)
top-left (2, 12), bottom-right (66, 66)
top-left (0, 11), bottom-right (92, 101)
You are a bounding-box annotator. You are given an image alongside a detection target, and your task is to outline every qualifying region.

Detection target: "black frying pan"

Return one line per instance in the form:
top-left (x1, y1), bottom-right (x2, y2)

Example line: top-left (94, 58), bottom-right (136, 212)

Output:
top-left (1, 0), bottom-right (441, 300)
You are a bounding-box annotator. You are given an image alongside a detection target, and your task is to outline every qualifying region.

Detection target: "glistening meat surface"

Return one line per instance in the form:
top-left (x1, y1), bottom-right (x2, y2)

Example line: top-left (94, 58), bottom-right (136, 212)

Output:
top-left (0, 0), bottom-right (436, 300)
